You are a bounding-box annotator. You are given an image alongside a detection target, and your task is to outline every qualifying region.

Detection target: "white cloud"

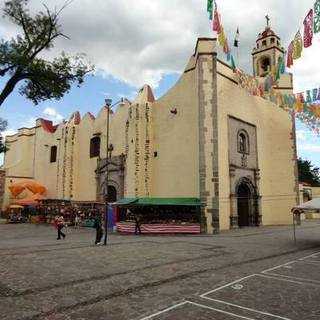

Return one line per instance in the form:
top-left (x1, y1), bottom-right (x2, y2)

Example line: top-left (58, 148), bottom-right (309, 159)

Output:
top-left (298, 144), bottom-right (320, 152)
top-left (42, 107), bottom-right (64, 123)
top-left (2, 129), bottom-right (17, 138)
top-left (23, 117), bottom-right (38, 128)
top-left (0, 0), bottom-right (318, 90)
top-left (296, 130), bottom-right (307, 141)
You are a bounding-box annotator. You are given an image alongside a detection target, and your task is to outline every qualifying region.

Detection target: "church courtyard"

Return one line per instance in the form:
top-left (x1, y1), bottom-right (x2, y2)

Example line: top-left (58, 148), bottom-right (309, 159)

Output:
top-left (1, 223), bottom-right (320, 320)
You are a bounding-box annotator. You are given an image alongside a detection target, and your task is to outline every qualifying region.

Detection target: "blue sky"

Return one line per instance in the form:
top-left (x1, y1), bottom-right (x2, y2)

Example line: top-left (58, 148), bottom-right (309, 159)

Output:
top-left (0, 0), bottom-right (320, 168)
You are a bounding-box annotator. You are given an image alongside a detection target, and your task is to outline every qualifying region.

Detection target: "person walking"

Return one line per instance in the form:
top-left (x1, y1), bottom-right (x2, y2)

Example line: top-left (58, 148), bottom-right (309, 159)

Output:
top-left (74, 212), bottom-right (81, 229)
top-left (55, 215), bottom-right (66, 240)
top-left (93, 214), bottom-right (103, 245)
top-left (134, 213), bottom-right (142, 235)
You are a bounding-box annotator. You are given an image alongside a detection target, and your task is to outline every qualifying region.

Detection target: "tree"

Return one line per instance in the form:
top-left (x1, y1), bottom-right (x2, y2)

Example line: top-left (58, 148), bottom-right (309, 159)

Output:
top-left (0, 118), bottom-right (8, 153)
top-left (0, 0), bottom-right (93, 107)
top-left (298, 158), bottom-right (320, 186)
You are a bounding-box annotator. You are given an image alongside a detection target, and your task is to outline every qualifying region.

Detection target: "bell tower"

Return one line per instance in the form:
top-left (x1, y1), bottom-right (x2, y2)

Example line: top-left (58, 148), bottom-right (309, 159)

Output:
top-left (252, 16), bottom-right (285, 77)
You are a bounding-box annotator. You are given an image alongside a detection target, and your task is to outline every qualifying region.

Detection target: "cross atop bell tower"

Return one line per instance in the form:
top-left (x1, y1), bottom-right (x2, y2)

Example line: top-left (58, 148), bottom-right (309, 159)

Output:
top-left (265, 14), bottom-right (270, 28)
top-left (251, 17), bottom-right (285, 77)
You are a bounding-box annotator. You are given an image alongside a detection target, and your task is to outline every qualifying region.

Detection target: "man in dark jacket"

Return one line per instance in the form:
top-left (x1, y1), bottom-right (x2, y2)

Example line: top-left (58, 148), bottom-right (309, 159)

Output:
top-left (93, 214), bottom-right (103, 245)
top-left (134, 213), bottom-right (142, 235)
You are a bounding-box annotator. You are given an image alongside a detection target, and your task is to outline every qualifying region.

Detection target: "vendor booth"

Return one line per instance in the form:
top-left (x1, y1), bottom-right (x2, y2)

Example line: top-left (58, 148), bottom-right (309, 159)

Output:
top-left (6, 205), bottom-right (26, 223)
top-left (292, 198), bottom-right (320, 243)
top-left (114, 198), bottom-right (201, 234)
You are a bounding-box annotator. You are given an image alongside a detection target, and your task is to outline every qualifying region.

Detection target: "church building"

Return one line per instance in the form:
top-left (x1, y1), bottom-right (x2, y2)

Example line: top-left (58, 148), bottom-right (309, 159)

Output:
top-left (3, 24), bottom-right (299, 233)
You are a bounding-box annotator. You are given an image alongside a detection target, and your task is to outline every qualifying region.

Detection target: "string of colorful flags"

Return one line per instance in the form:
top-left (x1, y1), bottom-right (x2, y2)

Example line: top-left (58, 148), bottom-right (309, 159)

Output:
top-left (206, 0), bottom-right (320, 134)
top-left (287, 0), bottom-right (320, 68)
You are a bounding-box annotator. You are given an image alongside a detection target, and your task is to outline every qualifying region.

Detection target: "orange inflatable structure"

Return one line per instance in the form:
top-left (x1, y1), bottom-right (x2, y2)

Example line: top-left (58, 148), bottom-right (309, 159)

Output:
top-left (9, 180), bottom-right (47, 206)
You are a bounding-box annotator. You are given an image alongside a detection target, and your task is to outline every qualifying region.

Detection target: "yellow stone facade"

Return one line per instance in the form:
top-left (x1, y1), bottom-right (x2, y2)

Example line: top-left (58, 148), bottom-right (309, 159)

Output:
top-left (3, 29), bottom-right (298, 232)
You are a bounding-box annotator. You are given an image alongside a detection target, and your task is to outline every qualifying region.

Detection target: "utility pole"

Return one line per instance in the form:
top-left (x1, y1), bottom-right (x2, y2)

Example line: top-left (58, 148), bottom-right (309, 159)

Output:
top-left (103, 98), bottom-right (123, 246)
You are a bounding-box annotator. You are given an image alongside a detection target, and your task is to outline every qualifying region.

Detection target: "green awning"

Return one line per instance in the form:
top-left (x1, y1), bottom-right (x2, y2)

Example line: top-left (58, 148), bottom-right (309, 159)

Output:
top-left (115, 198), bottom-right (201, 207)
top-left (114, 198), bottom-right (138, 205)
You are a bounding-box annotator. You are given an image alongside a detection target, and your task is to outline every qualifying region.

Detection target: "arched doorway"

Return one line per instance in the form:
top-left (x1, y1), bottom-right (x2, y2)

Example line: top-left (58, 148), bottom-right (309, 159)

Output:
top-left (237, 182), bottom-right (252, 227)
top-left (107, 185), bottom-right (117, 203)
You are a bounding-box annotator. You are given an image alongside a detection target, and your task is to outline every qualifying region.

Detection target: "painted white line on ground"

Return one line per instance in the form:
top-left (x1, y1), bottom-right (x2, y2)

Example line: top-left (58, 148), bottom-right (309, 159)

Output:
top-left (298, 251), bottom-right (320, 261)
top-left (187, 301), bottom-right (255, 320)
top-left (139, 301), bottom-right (187, 320)
top-left (200, 274), bottom-right (256, 297)
top-left (261, 261), bottom-right (296, 274)
top-left (298, 259), bottom-right (320, 264)
top-left (257, 273), bottom-right (312, 286)
top-left (201, 297), bottom-right (292, 320)
top-left (262, 271), bottom-right (320, 285)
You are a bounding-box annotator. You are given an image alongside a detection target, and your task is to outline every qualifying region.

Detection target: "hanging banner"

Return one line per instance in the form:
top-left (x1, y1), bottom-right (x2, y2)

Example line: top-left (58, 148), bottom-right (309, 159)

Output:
top-left (205, 1), bottom-right (320, 133)
top-left (314, 0), bottom-right (320, 33)
top-left (212, 9), bottom-right (221, 33)
top-left (293, 31), bottom-right (303, 59)
top-left (207, 0), bottom-right (214, 19)
top-left (303, 9), bottom-right (314, 48)
top-left (287, 41), bottom-right (294, 68)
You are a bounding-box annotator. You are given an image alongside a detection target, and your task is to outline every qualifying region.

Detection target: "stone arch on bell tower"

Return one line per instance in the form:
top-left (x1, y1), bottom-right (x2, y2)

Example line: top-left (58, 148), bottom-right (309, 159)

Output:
top-left (252, 16), bottom-right (285, 77)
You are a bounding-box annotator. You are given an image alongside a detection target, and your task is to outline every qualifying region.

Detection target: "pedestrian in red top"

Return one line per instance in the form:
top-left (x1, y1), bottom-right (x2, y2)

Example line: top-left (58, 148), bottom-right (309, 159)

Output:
top-left (55, 215), bottom-right (66, 240)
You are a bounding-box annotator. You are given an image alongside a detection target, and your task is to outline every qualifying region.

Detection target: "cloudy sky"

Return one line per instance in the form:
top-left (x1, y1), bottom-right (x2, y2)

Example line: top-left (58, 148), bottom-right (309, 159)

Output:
top-left (0, 0), bottom-right (319, 166)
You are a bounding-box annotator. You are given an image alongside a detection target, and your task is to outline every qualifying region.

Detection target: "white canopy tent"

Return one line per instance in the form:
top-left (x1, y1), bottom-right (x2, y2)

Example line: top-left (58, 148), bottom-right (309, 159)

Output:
top-left (292, 198), bottom-right (320, 243)
top-left (293, 198), bottom-right (320, 211)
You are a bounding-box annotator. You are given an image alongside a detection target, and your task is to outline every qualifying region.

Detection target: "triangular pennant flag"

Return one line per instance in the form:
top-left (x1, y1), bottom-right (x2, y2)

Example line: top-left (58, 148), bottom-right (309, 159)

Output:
top-left (218, 28), bottom-right (226, 46)
top-left (234, 27), bottom-right (240, 47)
top-left (212, 9), bottom-right (221, 33)
top-left (207, 0), bottom-right (213, 20)
top-left (297, 92), bottom-right (305, 103)
top-left (231, 55), bottom-right (236, 70)
top-left (293, 31), bottom-right (303, 60)
top-left (303, 9), bottom-right (314, 48)
top-left (287, 41), bottom-right (294, 67)
top-left (314, 0), bottom-right (320, 33)
top-left (306, 90), bottom-right (312, 103)
top-left (313, 88), bottom-right (318, 101)
top-left (223, 39), bottom-right (230, 54)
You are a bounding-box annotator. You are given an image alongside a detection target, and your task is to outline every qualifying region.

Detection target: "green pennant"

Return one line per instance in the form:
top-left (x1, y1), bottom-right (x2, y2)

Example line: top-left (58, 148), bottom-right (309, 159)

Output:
top-left (276, 56), bottom-right (285, 81)
top-left (315, 0), bottom-right (320, 33)
top-left (231, 55), bottom-right (236, 70)
top-left (207, 0), bottom-right (213, 19)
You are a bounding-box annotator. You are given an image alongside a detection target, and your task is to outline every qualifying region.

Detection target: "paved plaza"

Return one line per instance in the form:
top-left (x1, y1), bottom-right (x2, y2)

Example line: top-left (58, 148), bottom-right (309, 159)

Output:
top-left (1, 222), bottom-right (320, 320)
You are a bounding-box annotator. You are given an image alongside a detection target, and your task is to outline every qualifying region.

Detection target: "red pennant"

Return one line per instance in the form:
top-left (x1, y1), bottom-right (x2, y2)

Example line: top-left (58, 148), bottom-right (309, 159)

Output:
top-left (212, 9), bottom-right (221, 33)
top-left (303, 9), bottom-right (314, 48)
top-left (286, 41), bottom-right (294, 68)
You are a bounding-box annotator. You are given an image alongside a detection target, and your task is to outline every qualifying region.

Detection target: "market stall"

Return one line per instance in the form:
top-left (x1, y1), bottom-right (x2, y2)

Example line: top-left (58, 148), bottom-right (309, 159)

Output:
top-left (6, 205), bottom-right (26, 223)
top-left (292, 198), bottom-right (320, 243)
top-left (71, 201), bottom-right (105, 227)
top-left (114, 198), bottom-right (202, 234)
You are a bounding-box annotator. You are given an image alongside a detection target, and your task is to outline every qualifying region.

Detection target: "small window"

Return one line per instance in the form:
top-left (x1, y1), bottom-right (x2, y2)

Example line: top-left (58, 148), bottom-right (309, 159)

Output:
top-left (90, 137), bottom-right (101, 158)
top-left (262, 40), bottom-right (267, 46)
top-left (237, 130), bottom-right (249, 155)
top-left (50, 146), bottom-right (57, 163)
top-left (271, 38), bottom-right (275, 44)
top-left (277, 40), bottom-right (280, 46)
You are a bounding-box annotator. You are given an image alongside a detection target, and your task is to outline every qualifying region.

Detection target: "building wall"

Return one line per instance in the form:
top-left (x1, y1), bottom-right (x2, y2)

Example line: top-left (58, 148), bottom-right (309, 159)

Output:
top-left (0, 170), bottom-right (5, 209)
top-left (152, 65), bottom-right (199, 198)
top-left (312, 187), bottom-right (320, 198)
top-left (2, 37), bottom-right (299, 233)
top-left (217, 60), bottom-right (297, 230)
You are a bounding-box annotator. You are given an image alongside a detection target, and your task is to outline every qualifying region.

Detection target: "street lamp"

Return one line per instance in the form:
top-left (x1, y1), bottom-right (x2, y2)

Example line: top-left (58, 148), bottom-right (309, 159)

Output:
top-left (103, 97), bottom-right (123, 246)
